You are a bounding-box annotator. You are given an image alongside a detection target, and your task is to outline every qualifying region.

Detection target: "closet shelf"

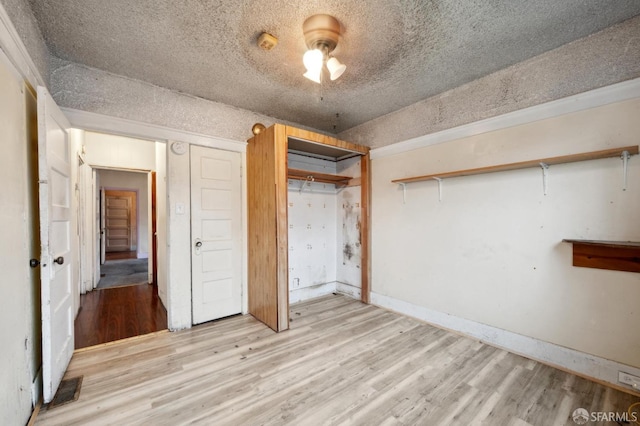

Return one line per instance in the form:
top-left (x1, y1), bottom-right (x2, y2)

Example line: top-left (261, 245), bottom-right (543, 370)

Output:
top-left (562, 239), bottom-right (640, 273)
top-left (288, 168), bottom-right (353, 186)
top-left (391, 146), bottom-right (638, 184)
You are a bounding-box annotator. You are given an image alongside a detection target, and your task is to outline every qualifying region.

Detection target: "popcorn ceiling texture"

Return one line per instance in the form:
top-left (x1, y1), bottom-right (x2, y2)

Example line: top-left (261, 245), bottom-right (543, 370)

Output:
top-left (0, 0), bottom-right (49, 83)
top-left (4, 0), bottom-right (639, 143)
top-left (47, 15), bottom-right (640, 146)
top-left (339, 16), bottom-right (640, 148)
top-left (25, 0), bottom-right (640, 133)
top-left (49, 56), bottom-right (301, 143)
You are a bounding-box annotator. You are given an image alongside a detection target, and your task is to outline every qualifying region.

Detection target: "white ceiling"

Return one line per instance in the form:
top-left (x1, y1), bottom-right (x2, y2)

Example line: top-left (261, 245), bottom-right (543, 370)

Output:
top-left (27, 0), bottom-right (640, 133)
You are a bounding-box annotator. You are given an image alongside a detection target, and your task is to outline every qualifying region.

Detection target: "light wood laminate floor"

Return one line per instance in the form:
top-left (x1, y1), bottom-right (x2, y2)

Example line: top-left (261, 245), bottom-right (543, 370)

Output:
top-left (36, 295), bottom-right (638, 425)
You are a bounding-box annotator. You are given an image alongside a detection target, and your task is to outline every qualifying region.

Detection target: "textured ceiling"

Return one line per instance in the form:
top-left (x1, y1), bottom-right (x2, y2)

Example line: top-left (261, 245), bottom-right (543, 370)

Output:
top-left (28, 0), bottom-right (640, 133)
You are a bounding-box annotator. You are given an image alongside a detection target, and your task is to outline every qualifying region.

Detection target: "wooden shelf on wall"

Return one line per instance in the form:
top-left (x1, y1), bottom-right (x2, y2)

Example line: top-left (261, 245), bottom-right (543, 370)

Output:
top-left (392, 146), bottom-right (638, 184)
top-left (562, 239), bottom-right (640, 273)
top-left (287, 168), bottom-right (353, 186)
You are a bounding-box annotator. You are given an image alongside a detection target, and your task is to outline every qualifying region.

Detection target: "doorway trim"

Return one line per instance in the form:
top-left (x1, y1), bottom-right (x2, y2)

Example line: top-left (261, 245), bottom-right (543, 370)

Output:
top-left (63, 108), bottom-right (248, 331)
top-left (91, 167), bottom-right (152, 281)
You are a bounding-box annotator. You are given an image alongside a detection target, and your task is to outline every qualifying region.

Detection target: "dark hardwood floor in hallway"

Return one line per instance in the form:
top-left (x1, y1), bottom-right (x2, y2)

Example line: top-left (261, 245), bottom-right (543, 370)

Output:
top-left (75, 284), bottom-right (168, 349)
top-left (104, 250), bottom-right (137, 261)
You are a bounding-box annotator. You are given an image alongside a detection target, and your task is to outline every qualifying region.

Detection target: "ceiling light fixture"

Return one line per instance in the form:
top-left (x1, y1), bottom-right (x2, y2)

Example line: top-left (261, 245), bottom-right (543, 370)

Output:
top-left (302, 14), bottom-right (346, 83)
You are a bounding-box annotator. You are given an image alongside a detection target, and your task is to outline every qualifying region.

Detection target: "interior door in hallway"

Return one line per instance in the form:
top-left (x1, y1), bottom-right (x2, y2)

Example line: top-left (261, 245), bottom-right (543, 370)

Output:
top-left (37, 86), bottom-right (74, 403)
top-left (190, 145), bottom-right (242, 324)
top-left (105, 191), bottom-right (136, 252)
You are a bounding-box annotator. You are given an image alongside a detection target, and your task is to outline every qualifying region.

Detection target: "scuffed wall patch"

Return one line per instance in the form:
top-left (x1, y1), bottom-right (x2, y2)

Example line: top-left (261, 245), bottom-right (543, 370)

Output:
top-left (341, 195), bottom-right (361, 266)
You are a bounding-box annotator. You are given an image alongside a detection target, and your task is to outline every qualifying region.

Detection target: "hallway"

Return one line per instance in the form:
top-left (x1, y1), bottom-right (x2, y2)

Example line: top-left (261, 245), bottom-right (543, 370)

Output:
top-left (74, 284), bottom-right (167, 349)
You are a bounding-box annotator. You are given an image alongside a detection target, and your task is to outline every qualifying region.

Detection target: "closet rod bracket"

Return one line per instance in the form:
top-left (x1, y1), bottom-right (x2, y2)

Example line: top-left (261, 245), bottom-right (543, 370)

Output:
top-left (433, 177), bottom-right (443, 202)
top-left (299, 175), bottom-right (315, 193)
top-left (621, 150), bottom-right (630, 191)
top-left (398, 183), bottom-right (407, 204)
top-left (540, 162), bottom-right (549, 196)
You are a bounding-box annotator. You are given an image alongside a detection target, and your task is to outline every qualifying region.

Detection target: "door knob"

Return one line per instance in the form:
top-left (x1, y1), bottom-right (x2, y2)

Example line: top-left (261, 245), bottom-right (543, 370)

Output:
top-left (54, 256), bottom-right (64, 265)
top-left (194, 239), bottom-right (203, 255)
top-left (29, 259), bottom-right (40, 268)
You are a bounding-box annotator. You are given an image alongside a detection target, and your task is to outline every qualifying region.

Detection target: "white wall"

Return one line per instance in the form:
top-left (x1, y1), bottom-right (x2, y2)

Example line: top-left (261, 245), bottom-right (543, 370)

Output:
top-left (156, 142), bottom-right (168, 306)
top-left (166, 142), bottom-right (192, 329)
top-left (0, 52), bottom-right (36, 426)
top-left (371, 97), bottom-right (640, 370)
top-left (78, 151), bottom-right (94, 293)
top-left (83, 131), bottom-right (156, 265)
top-left (84, 131), bottom-right (157, 171)
top-left (68, 129), bottom-right (83, 314)
top-left (98, 169), bottom-right (149, 257)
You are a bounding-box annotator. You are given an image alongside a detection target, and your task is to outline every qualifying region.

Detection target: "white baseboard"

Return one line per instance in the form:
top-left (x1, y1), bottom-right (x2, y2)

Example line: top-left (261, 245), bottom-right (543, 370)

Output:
top-left (289, 282), bottom-right (337, 304)
top-left (336, 282), bottom-right (361, 300)
top-left (371, 292), bottom-right (640, 393)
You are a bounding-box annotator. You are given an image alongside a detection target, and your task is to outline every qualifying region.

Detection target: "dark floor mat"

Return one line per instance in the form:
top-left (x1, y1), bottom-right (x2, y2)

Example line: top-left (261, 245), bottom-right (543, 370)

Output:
top-left (97, 258), bottom-right (148, 289)
top-left (48, 376), bottom-right (83, 408)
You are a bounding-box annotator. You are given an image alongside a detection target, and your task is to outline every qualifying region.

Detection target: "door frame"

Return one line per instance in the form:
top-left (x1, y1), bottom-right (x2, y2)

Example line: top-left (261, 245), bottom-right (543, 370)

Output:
top-left (90, 167), bottom-right (154, 287)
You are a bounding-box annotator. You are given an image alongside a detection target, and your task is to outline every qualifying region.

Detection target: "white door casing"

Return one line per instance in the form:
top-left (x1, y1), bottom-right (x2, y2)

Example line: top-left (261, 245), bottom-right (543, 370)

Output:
top-left (190, 145), bottom-right (242, 324)
top-left (37, 86), bottom-right (74, 403)
top-left (100, 187), bottom-right (105, 263)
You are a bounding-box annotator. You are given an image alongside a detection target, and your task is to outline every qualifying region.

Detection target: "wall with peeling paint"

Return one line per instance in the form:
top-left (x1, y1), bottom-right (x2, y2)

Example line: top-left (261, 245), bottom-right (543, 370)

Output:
top-left (336, 157), bottom-right (363, 299)
top-left (287, 153), bottom-right (365, 303)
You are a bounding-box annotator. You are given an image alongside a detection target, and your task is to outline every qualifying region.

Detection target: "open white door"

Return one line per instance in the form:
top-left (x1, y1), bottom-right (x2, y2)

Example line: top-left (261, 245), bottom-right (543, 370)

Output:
top-left (37, 86), bottom-right (74, 403)
top-left (191, 145), bottom-right (242, 324)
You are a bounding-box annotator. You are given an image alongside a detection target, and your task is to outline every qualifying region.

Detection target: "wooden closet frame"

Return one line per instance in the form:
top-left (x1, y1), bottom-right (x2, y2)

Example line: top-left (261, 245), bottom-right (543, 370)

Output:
top-left (247, 124), bottom-right (371, 332)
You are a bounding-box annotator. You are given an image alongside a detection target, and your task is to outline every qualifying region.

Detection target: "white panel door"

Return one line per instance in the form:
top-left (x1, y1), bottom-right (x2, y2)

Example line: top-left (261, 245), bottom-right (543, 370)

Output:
top-left (190, 145), bottom-right (242, 324)
top-left (37, 86), bottom-right (74, 403)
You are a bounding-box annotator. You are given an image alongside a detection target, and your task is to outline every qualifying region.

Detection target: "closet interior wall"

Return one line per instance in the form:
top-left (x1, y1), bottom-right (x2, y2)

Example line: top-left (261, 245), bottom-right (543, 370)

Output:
top-left (287, 153), bottom-right (363, 303)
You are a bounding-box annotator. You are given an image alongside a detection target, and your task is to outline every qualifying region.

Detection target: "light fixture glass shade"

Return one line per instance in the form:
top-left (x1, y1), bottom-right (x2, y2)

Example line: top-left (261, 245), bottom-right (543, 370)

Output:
top-left (303, 49), bottom-right (323, 72)
top-left (303, 70), bottom-right (322, 84)
top-left (303, 49), bottom-right (323, 84)
top-left (327, 57), bottom-right (346, 81)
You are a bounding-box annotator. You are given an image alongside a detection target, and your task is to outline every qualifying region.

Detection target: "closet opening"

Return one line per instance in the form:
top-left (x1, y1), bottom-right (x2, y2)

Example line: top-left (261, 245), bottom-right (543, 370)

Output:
top-left (286, 137), bottom-right (365, 304)
top-left (247, 124), bottom-right (370, 332)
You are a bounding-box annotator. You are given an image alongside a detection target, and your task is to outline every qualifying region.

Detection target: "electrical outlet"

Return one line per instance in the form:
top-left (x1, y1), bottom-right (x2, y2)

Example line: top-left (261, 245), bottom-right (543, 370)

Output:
top-left (618, 371), bottom-right (640, 389)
